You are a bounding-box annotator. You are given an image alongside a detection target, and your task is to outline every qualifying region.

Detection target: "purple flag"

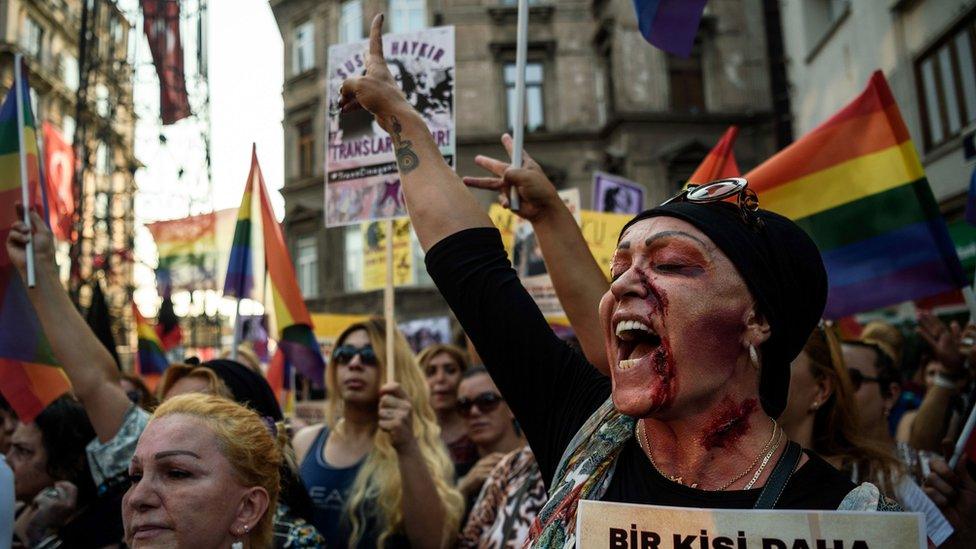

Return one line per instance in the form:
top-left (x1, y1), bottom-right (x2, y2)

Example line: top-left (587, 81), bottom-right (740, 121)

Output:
top-left (633, 0), bottom-right (709, 58)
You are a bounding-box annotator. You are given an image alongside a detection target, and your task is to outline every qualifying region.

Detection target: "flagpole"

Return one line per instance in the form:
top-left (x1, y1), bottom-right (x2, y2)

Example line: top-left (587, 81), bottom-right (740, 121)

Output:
top-left (384, 219), bottom-right (395, 385)
top-left (508, 0), bottom-right (529, 212)
top-left (231, 298), bottom-right (241, 361)
top-left (14, 54), bottom-right (35, 287)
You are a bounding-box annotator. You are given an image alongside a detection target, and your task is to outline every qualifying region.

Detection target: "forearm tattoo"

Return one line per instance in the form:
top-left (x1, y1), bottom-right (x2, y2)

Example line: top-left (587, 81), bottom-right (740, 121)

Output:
top-left (390, 116), bottom-right (420, 174)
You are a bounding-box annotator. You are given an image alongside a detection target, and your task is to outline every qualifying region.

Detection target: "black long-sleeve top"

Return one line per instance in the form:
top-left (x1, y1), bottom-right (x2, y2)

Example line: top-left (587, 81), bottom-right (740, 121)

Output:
top-left (426, 227), bottom-right (854, 509)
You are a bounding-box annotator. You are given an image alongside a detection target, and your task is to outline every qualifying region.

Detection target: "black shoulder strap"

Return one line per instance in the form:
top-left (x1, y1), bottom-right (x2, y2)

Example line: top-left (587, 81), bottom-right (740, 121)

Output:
top-left (753, 441), bottom-right (803, 510)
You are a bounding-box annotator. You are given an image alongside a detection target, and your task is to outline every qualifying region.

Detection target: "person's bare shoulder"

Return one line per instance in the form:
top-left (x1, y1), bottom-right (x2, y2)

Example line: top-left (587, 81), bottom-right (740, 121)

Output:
top-left (293, 423), bottom-right (326, 463)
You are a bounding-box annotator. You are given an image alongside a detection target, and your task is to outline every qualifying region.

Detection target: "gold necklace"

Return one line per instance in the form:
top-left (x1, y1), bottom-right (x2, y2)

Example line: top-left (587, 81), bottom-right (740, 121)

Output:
top-left (637, 418), bottom-right (780, 490)
top-left (743, 426), bottom-right (784, 489)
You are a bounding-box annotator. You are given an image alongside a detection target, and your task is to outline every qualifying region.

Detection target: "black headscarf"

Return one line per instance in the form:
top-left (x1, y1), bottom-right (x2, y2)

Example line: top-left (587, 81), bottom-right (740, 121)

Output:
top-left (200, 359), bottom-right (284, 422)
top-left (619, 201), bottom-right (827, 418)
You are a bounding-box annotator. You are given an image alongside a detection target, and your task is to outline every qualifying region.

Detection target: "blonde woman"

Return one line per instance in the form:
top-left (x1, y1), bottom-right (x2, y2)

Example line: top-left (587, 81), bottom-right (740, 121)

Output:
top-left (123, 393), bottom-right (283, 548)
top-left (294, 319), bottom-right (463, 548)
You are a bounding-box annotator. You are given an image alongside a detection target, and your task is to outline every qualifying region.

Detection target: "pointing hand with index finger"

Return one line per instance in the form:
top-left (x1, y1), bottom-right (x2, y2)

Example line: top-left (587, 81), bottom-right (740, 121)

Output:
top-left (338, 13), bottom-right (411, 133)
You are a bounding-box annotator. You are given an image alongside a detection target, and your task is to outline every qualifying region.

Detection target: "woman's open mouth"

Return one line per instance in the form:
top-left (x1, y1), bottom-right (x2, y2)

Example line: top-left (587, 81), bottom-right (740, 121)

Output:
top-left (614, 319), bottom-right (662, 370)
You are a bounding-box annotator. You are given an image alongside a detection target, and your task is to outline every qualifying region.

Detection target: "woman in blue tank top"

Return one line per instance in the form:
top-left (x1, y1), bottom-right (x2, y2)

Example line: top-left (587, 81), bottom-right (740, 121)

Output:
top-left (294, 319), bottom-right (464, 548)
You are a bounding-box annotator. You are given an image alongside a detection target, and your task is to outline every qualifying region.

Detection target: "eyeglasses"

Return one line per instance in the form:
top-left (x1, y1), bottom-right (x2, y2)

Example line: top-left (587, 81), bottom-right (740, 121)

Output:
top-left (456, 392), bottom-right (504, 418)
top-left (332, 344), bottom-right (378, 366)
top-left (661, 177), bottom-right (764, 230)
top-left (847, 368), bottom-right (881, 391)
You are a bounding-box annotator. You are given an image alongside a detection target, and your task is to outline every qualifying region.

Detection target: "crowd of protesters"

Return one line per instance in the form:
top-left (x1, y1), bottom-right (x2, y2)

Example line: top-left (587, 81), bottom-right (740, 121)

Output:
top-left (2, 13), bottom-right (976, 549)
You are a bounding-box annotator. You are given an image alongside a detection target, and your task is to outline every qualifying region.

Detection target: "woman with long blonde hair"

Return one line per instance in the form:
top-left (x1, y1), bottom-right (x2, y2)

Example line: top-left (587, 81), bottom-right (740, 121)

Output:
top-left (294, 319), bottom-right (463, 548)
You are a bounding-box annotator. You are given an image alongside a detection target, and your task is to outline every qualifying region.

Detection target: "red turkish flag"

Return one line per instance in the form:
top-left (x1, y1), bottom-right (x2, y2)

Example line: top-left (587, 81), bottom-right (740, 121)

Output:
top-left (41, 122), bottom-right (74, 241)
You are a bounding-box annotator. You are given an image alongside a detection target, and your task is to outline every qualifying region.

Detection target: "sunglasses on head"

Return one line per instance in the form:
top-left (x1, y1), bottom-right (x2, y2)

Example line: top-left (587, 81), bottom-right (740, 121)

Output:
top-left (661, 177), bottom-right (764, 230)
top-left (332, 344), bottom-right (378, 366)
top-left (847, 368), bottom-right (881, 391)
top-left (456, 392), bottom-right (504, 418)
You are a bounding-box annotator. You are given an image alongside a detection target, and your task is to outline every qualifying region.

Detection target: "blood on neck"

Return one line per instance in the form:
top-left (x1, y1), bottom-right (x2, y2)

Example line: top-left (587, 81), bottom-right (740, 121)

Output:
top-left (700, 397), bottom-right (759, 450)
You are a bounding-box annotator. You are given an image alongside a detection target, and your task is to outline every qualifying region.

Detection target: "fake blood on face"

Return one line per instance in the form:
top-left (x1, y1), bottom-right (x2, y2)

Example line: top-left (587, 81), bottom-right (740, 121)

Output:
top-left (640, 270), bottom-right (677, 408)
top-left (700, 397), bottom-right (758, 450)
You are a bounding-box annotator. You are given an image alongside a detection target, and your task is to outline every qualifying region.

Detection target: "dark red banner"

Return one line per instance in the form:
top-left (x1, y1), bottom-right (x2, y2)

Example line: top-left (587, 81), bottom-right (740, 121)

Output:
top-left (141, 0), bottom-right (191, 124)
top-left (41, 121), bottom-right (75, 241)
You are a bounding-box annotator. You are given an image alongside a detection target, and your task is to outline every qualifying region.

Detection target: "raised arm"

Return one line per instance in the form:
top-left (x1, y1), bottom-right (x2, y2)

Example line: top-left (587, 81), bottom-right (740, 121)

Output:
top-left (910, 314), bottom-right (970, 451)
top-left (6, 208), bottom-right (131, 443)
top-left (339, 14), bottom-right (491, 250)
top-left (463, 135), bottom-right (610, 374)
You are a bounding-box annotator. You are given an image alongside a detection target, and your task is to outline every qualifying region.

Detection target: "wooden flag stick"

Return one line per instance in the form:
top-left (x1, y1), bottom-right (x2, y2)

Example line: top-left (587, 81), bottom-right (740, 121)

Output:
top-left (509, 0), bottom-right (529, 212)
top-left (384, 218), bottom-right (396, 385)
top-left (230, 297), bottom-right (242, 361)
top-left (14, 53), bottom-right (35, 287)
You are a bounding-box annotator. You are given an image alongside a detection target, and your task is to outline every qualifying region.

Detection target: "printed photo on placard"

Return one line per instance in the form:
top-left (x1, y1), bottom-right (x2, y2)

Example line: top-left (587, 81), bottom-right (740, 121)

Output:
top-left (325, 27), bottom-right (456, 227)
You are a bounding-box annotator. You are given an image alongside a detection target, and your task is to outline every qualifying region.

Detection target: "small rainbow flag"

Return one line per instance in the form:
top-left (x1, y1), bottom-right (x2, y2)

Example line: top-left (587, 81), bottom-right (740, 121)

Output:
top-left (222, 176), bottom-right (255, 300)
top-left (133, 303), bottom-right (168, 377)
top-left (225, 147), bottom-right (325, 388)
top-left (0, 61), bottom-right (71, 422)
top-left (748, 71), bottom-right (966, 318)
top-left (688, 126), bottom-right (740, 185)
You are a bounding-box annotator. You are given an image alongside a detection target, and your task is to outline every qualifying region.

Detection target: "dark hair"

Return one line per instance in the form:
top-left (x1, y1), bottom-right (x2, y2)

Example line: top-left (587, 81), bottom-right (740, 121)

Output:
top-left (0, 393), bottom-right (14, 417)
top-left (33, 396), bottom-right (97, 504)
top-left (120, 372), bottom-right (158, 411)
top-left (843, 340), bottom-right (897, 396)
top-left (461, 364), bottom-right (489, 380)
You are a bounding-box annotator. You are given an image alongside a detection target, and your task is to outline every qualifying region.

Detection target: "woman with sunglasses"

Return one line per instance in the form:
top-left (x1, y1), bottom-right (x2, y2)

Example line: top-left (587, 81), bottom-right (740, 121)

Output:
top-left (293, 319), bottom-right (463, 548)
top-left (338, 15), bottom-right (894, 548)
top-left (780, 327), bottom-right (955, 546)
top-left (455, 366), bottom-right (547, 548)
top-left (454, 366), bottom-right (525, 502)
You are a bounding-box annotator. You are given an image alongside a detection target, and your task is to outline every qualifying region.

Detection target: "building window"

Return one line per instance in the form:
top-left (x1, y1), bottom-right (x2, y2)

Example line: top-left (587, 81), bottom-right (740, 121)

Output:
top-left (803, 0), bottom-right (849, 54)
top-left (292, 21), bottom-right (314, 74)
top-left (339, 0), bottom-right (363, 43)
top-left (669, 40), bottom-right (705, 113)
top-left (61, 54), bottom-right (80, 92)
top-left (96, 142), bottom-right (111, 175)
top-left (296, 236), bottom-right (318, 298)
top-left (95, 84), bottom-right (110, 118)
top-left (389, 0), bottom-right (426, 34)
top-left (504, 62), bottom-right (544, 132)
top-left (297, 119), bottom-right (315, 177)
top-left (21, 16), bottom-right (43, 60)
top-left (917, 21), bottom-right (976, 150)
top-left (344, 225), bottom-right (364, 291)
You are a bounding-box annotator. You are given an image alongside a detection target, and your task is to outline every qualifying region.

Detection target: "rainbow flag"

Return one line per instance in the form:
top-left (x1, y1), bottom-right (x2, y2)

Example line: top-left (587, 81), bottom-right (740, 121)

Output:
top-left (222, 172), bottom-right (255, 299)
top-left (133, 303), bottom-right (168, 377)
top-left (0, 61), bottom-right (71, 422)
top-left (225, 147), bottom-right (325, 387)
top-left (633, 0), bottom-right (708, 57)
top-left (147, 211), bottom-right (219, 293)
top-left (748, 71), bottom-right (966, 318)
top-left (688, 126), bottom-right (740, 185)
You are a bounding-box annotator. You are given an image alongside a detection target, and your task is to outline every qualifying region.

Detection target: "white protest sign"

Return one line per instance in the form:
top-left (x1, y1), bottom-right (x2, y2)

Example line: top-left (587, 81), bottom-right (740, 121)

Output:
top-left (576, 500), bottom-right (924, 549)
top-left (325, 26), bottom-right (456, 227)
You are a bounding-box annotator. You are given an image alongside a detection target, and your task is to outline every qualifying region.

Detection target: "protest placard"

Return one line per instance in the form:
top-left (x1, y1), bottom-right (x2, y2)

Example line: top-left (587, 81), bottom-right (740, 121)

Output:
top-left (362, 219), bottom-right (414, 291)
top-left (576, 500), bottom-right (924, 549)
top-left (593, 171), bottom-right (645, 214)
top-left (581, 210), bottom-right (632, 279)
top-left (325, 26), bottom-right (455, 227)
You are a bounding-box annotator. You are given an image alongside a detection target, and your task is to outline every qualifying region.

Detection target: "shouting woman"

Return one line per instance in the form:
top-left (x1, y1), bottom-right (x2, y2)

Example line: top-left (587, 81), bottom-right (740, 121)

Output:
top-left (338, 14), bottom-right (894, 548)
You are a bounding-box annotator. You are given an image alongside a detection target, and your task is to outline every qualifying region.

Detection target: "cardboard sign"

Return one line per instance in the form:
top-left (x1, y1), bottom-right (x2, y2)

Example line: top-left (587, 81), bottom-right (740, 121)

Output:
top-left (361, 219), bottom-right (414, 291)
top-left (325, 27), bottom-right (456, 227)
top-left (576, 501), bottom-right (925, 549)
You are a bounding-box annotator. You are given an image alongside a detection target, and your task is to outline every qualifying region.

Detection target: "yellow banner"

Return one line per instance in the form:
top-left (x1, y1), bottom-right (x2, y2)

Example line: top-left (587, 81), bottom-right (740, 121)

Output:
top-left (362, 219), bottom-right (414, 291)
top-left (488, 203), bottom-right (517, 257)
top-left (580, 211), bottom-right (632, 279)
top-left (577, 501), bottom-right (924, 549)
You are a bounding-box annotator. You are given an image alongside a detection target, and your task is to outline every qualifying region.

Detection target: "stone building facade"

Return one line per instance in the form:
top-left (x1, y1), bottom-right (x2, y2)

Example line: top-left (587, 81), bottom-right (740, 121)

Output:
top-left (0, 0), bottom-right (138, 353)
top-left (270, 0), bottom-right (783, 322)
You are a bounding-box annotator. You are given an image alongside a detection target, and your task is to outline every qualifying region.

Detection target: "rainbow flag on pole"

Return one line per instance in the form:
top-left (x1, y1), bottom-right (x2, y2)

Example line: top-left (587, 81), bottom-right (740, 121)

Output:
top-left (133, 303), bottom-right (168, 377)
top-left (0, 59), bottom-right (71, 422)
top-left (688, 126), bottom-right (740, 185)
top-left (224, 147), bottom-right (325, 387)
top-left (633, 0), bottom-right (709, 57)
top-left (748, 71), bottom-right (966, 318)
